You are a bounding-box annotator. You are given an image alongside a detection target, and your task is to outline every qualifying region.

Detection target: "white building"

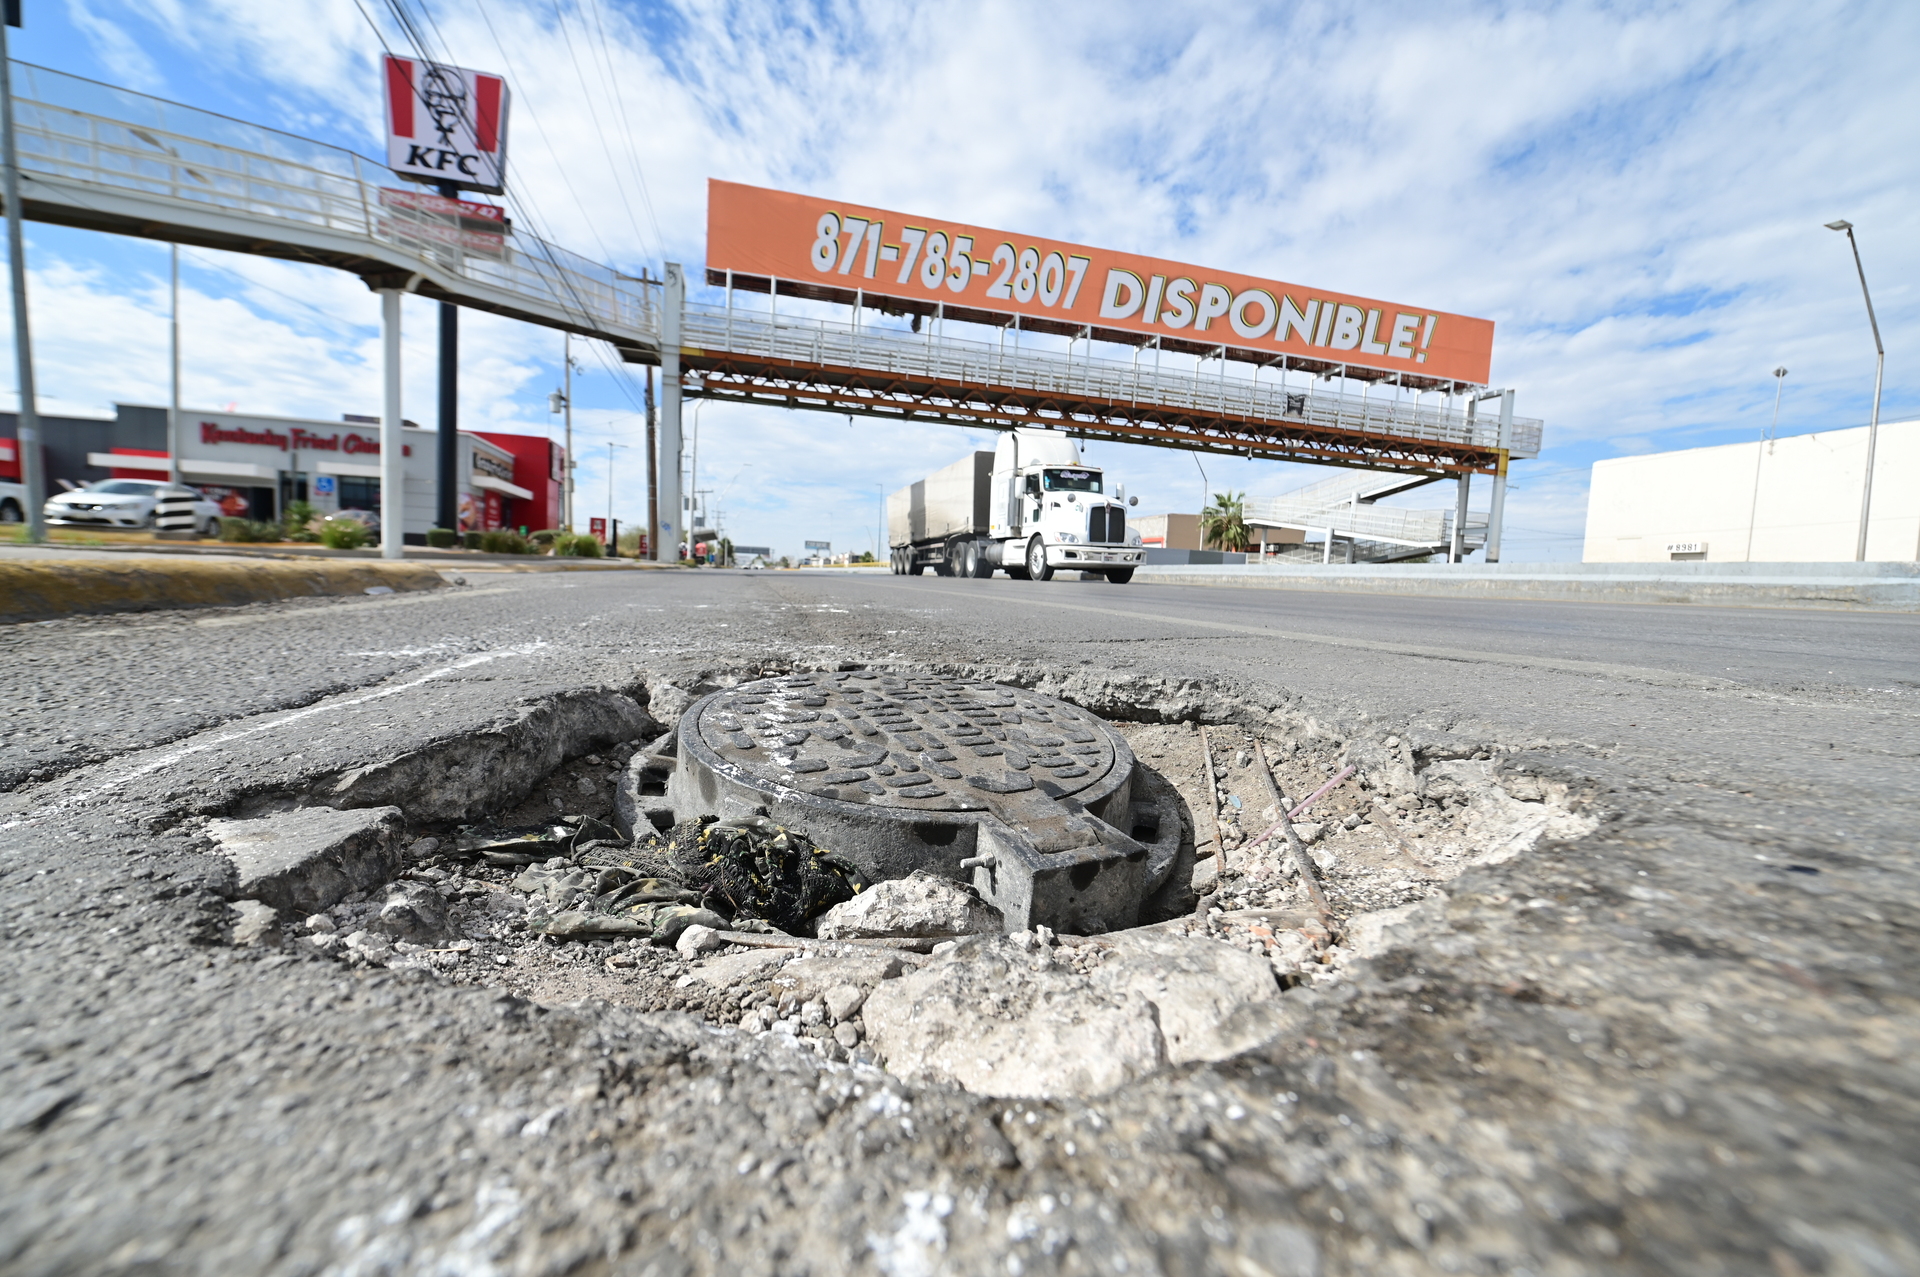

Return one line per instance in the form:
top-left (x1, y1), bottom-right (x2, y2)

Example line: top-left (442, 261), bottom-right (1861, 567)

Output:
top-left (1582, 419), bottom-right (1920, 563)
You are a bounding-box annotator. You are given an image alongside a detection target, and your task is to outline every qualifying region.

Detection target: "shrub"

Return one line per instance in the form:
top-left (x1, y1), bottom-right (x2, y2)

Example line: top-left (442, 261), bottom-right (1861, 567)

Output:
top-left (461, 530), bottom-right (483, 550)
top-left (219, 517), bottom-right (280, 543)
top-left (553, 532), bottom-right (603, 558)
top-left (318, 519), bottom-right (369, 550)
top-left (425, 527), bottom-right (457, 549)
top-left (529, 529), bottom-right (558, 547)
top-left (478, 529), bottom-right (529, 554)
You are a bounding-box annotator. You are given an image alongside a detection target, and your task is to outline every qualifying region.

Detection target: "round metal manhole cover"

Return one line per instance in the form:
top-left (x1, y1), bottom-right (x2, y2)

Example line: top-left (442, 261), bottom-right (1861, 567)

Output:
top-left (691, 670), bottom-right (1121, 812)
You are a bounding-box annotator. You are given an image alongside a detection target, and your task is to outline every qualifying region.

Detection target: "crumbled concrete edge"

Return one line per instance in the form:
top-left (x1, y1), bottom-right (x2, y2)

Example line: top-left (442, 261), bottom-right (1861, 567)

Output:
top-left (316, 685), bottom-right (659, 823)
top-left (0, 558), bottom-right (449, 624)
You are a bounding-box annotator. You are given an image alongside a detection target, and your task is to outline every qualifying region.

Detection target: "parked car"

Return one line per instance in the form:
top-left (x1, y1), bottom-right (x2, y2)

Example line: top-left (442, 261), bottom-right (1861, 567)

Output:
top-left (44, 479), bottom-right (221, 535)
top-left (321, 508), bottom-right (380, 535)
top-left (0, 479), bottom-right (26, 523)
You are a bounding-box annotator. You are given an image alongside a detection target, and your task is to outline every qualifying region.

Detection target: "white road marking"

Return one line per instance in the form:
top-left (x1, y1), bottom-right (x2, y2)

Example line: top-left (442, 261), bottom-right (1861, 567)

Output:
top-left (4, 642), bottom-right (548, 825)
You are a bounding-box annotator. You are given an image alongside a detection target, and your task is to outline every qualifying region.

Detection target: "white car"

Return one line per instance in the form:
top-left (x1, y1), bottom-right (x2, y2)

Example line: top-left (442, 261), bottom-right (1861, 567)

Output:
top-left (45, 479), bottom-right (222, 534)
top-left (0, 479), bottom-right (26, 523)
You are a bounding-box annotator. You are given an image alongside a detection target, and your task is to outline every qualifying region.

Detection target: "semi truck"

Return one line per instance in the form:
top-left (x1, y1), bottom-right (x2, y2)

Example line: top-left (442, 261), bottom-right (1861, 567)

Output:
top-left (887, 429), bottom-right (1144, 583)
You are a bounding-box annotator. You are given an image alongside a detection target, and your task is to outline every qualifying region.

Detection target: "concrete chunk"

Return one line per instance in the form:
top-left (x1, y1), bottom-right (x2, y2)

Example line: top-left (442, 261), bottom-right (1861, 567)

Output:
top-left (863, 931), bottom-right (1286, 1098)
top-left (861, 939), bottom-right (1165, 1099)
top-left (814, 871), bottom-right (1003, 940)
top-left (209, 806), bottom-right (404, 915)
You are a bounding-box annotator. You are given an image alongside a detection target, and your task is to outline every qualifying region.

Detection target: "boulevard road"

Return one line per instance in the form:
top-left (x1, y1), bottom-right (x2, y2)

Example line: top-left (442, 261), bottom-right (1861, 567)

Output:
top-left (2, 568), bottom-right (1914, 1275)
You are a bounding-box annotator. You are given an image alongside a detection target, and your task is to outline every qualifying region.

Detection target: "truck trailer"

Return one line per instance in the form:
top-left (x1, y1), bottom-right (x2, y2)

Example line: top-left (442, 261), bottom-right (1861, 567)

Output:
top-left (887, 429), bottom-right (1144, 583)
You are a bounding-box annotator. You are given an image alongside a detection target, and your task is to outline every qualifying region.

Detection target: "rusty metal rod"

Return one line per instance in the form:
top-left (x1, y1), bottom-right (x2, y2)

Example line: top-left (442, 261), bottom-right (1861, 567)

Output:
top-left (1194, 724), bottom-right (1227, 914)
top-left (1239, 763), bottom-right (1355, 855)
top-left (1253, 741), bottom-right (1333, 926)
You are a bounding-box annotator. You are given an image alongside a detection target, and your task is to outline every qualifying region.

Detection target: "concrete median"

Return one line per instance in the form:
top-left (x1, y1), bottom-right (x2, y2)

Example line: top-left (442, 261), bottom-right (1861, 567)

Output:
top-left (0, 555), bottom-right (453, 624)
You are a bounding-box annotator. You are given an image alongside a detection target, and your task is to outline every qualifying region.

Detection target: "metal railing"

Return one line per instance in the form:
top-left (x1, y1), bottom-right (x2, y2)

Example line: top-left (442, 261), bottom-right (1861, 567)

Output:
top-left (1247, 496), bottom-right (1451, 545)
top-left (687, 304), bottom-right (1543, 458)
top-left (8, 61), bottom-right (659, 341)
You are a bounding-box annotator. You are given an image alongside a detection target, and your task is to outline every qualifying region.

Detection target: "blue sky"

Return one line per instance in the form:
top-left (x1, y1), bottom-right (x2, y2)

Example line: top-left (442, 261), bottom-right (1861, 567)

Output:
top-left (6, 0), bottom-right (1916, 559)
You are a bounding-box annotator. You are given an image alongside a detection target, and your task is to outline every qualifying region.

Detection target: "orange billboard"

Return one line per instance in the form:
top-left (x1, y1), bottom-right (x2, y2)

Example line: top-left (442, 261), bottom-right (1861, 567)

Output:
top-left (706, 179), bottom-right (1495, 385)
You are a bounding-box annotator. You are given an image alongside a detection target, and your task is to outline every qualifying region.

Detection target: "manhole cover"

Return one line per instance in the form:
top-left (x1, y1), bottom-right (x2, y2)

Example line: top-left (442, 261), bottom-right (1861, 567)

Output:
top-left (661, 671), bottom-right (1180, 932)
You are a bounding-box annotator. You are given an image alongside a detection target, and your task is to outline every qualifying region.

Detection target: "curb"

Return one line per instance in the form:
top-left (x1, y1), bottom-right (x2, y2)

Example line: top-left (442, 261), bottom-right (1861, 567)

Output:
top-left (0, 557), bottom-right (455, 625)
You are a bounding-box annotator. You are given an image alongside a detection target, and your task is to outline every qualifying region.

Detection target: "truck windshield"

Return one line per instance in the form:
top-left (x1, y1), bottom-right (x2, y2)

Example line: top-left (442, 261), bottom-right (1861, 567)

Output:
top-left (1042, 469), bottom-right (1102, 493)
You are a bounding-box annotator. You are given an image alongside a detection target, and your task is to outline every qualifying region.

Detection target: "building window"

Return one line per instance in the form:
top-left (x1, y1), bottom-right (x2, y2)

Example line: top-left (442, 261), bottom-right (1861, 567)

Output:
top-left (338, 476), bottom-right (379, 509)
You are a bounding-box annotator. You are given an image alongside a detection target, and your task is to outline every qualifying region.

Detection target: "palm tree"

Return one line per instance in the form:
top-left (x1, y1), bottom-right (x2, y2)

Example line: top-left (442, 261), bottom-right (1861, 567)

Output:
top-left (1200, 491), bottom-right (1250, 551)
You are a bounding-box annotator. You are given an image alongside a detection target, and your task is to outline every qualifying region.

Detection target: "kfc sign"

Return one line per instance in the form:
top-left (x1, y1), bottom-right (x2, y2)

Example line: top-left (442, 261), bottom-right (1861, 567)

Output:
top-left (383, 54), bottom-right (510, 194)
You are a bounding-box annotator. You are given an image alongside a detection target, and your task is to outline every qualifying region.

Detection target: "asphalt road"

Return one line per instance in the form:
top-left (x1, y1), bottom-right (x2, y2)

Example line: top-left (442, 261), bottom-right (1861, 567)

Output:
top-left (2, 568), bottom-right (1915, 1275)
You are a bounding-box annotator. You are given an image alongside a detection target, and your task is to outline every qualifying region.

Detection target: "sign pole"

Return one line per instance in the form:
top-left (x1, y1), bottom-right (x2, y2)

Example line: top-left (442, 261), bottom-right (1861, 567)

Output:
top-left (0, 20), bottom-right (45, 542)
top-left (435, 181), bottom-right (459, 537)
top-left (379, 288), bottom-right (405, 559)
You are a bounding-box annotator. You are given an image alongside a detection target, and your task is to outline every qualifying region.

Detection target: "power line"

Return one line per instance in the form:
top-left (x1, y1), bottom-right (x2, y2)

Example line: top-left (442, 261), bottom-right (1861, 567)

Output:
top-left (550, 0), bottom-right (658, 265)
top-left (584, 0), bottom-right (666, 258)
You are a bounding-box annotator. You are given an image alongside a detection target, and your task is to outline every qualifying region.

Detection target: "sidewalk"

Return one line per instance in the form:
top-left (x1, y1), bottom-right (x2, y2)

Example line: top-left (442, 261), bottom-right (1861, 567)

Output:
top-left (1131, 559), bottom-right (1920, 611)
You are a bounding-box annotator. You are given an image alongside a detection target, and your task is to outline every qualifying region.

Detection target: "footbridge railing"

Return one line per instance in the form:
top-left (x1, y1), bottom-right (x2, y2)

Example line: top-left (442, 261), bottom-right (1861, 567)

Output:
top-left (680, 303), bottom-right (1541, 476)
top-left (6, 61), bottom-right (661, 351)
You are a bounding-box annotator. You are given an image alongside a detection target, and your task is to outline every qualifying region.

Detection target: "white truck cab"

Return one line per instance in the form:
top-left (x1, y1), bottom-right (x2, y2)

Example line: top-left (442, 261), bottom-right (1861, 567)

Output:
top-left (889, 428), bottom-right (1144, 583)
top-left (988, 430), bottom-right (1143, 582)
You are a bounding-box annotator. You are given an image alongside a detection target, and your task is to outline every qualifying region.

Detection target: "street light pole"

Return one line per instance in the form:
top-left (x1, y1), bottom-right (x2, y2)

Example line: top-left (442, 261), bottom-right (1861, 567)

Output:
top-left (606, 439), bottom-right (627, 550)
top-left (1824, 221), bottom-right (1883, 562)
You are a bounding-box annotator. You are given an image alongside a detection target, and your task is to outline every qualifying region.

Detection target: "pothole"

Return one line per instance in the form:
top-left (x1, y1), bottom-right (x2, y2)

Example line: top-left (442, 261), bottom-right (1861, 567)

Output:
top-left (207, 663), bottom-right (1599, 1093)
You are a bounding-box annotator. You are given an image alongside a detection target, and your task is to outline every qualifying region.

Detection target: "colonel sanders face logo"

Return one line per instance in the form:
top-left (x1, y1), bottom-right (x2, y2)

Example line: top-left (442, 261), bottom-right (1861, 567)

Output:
top-left (420, 65), bottom-right (467, 145)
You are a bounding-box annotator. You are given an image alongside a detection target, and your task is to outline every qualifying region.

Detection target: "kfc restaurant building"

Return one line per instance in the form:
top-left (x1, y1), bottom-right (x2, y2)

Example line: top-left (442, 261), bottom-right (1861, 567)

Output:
top-left (85, 405), bottom-right (563, 539)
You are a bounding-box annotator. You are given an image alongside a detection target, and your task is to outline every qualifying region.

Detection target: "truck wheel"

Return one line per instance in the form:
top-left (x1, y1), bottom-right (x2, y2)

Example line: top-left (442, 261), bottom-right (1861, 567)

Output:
top-left (971, 542), bottom-right (994, 578)
top-left (0, 499), bottom-right (20, 523)
top-left (1025, 536), bottom-right (1053, 582)
top-left (908, 556), bottom-right (925, 576)
top-left (1105, 568), bottom-right (1135, 584)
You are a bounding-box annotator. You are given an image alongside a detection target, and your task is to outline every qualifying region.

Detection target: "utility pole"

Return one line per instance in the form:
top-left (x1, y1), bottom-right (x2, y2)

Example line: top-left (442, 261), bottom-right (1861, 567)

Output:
top-left (1, 13), bottom-right (45, 542)
top-left (549, 334), bottom-right (576, 532)
top-left (435, 181), bottom-right (460, 536)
